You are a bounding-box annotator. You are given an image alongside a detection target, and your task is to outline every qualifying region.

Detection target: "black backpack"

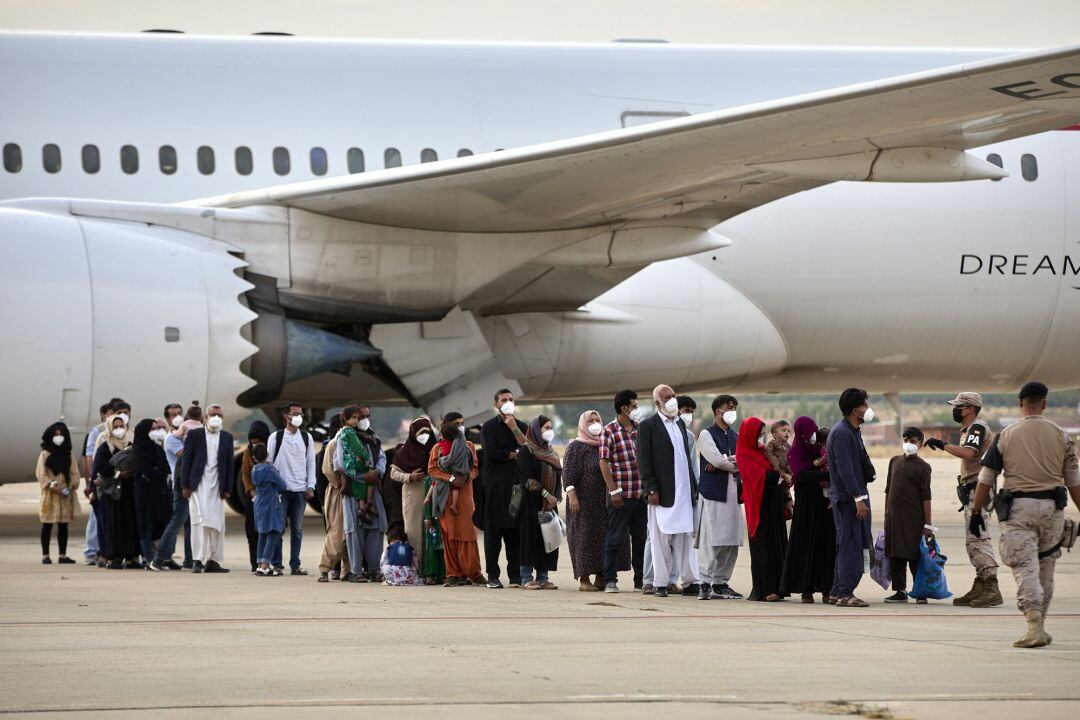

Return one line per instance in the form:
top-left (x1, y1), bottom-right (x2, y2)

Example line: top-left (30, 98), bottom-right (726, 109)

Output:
top-left (272, 429), bottom-right (310, 463)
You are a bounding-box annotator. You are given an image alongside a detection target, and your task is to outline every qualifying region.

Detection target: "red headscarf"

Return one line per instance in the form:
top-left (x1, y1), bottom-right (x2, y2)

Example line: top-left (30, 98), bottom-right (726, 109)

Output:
top-left (735, 417), bottom-right (773, 540)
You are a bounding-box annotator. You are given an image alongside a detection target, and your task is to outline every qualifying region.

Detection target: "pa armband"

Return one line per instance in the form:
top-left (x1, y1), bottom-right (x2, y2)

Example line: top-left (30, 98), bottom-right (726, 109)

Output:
top-left (609, 488), bottom-right (623, 496)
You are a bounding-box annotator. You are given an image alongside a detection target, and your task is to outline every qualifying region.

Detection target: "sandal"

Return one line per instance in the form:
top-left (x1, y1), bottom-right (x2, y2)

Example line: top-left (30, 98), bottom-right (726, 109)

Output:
top-left (523, 580), bottom-right (542, 590)
top-left (801, 593), bottom-right (815, 604)
top-left (764, 593), bottom-right (782, 602)
top-left (540, 581), bottom-right (558, 590)
top-left (317, 573), bottom-right (329, 583)
top-left (423, 577), bottom-right (438, 586)
top-left (579, 579), bottom-right (599, 592)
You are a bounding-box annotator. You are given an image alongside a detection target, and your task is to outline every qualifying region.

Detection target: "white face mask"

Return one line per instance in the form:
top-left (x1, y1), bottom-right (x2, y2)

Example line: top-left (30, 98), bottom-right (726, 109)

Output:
top-left (587, 422), bottom-right (603, 437)
top-left (149, 428), bottom-right (168, 444)
top-left (499, 401), bottom-right (515, 416)
top-left (170, 415), bottom-right (183, 429)
top-left (415, 432), bottom-right (431, 446)
top-left (357, 418), bottom-right (371, 432)
top-left (757, 435), bottom-right (766, 448)
top-left (289, 414), bottom-right (303, 428)
top-left (861, 407), bottom-right (875, 423)
top-left (541, 428), bottom-right (555, 444)
top-left (902, 442), bottom-right (918, 456)
top-left (722, 410), bottom-right (737, 426)
top-left (111, 427), bottom-right (126, 439)
top-left (679, 413), bottom-right (693, 426)
top-left (119, 413), bottom-right (130, 425)
top-left (52, 435), bottom-right (65, 446)
top-left (628, 407), bottom-right (643, 423)
top-left (207, 415), bottom-right (223, 431)
top-left (660, 397), bottom-right (678, 418)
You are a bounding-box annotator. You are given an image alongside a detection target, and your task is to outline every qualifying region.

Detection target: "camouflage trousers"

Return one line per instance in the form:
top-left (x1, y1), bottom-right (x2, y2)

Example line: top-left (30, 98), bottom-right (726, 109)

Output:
top-left (963, 500), bottom-right (999, 579)
top-left (999, 498), bottom-right (1064, 615)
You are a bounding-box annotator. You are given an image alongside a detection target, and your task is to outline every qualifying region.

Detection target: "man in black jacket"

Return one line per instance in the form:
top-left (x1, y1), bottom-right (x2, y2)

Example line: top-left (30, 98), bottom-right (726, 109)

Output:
top-left (480, 388), bottom-right (527, 589)
top-left (180, 404), bottom-right (235, 573)
top-left (637, 385), bottom-right (699, 597)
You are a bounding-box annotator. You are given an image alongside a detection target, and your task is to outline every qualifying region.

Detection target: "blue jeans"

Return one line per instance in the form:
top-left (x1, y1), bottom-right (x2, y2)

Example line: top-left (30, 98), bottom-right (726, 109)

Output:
top-left (520, 564), bottom-right (549, 584)
top-left (155, 485), bottom-right (192, 564)
top-left (276, 490), bottom-right (307, 570)
top-left (83, 509), bottom-right (99, 559)
top-left (257, 530), bottom-right (281, 565)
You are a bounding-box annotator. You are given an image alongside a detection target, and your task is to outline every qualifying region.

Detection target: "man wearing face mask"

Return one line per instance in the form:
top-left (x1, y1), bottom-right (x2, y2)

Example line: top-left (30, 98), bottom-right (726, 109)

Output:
top-left (480, 389), bottom-right (528, 589)
top-left (164, 403), bottom-right (183, 431)
top-left (826, 388), bottom-right (876, 607)
top-left (636, 385), bottom-right (699, 598)
top-left (695, 395), bottom-right (746, 600)
top-left (600, 390), bottom-right (647, 593)
top-left (883, 427), bottom-right (934, 603)
top-left (266, 402), bottom-right (317, 576)
top-left (180, 404), bottom-right (234, 573)
top-left (924, 392), bottom-right (1002, 608)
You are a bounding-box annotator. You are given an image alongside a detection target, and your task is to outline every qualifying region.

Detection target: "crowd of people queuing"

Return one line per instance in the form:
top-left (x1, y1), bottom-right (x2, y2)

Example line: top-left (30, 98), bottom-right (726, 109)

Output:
top-left (35, 382), bottom-right (1079, 646)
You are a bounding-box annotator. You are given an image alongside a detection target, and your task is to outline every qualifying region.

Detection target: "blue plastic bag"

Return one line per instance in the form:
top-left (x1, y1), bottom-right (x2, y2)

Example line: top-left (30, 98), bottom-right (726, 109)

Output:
top-left (910, 537), bottom-right (952, 600)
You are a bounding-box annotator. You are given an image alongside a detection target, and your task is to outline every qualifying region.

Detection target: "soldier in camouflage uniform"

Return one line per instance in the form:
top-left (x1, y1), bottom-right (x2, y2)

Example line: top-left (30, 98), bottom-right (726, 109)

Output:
top-left (925, 392), bottom-right (1001, 607)
top-left (971, 382), bottom-right (1080, 648)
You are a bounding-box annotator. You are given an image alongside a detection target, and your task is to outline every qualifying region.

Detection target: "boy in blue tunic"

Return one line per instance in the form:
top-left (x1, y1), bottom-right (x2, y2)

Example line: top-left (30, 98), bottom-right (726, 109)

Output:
top-left (251, 444), bottom-right (287, 577)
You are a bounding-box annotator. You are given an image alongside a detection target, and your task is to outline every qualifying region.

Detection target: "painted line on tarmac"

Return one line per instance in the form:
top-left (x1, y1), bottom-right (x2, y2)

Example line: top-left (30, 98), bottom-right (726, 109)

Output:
top-left (2, 612), bottom-right (1078, 628)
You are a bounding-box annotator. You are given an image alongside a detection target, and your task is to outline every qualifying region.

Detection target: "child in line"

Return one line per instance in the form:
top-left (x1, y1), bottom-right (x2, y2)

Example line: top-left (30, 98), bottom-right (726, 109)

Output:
top-left (251, 444), bottom-right (286, 577)
top-left (380, 524), bottom-right (423, 586)
top-left (883, 427), bottom-right (933, 604)
top-left (765, 419), bottom-right (793, 514)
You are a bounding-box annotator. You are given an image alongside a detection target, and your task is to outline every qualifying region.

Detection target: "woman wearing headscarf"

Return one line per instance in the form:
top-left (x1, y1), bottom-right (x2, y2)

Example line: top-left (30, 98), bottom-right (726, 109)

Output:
top-left (239, 420), bottom-right (271, 573)
top-left (92, 414), bottom-right (140, 569)
top-left (37, 422), bottom-right (81, 564)
top-left (131, 418), bottom-right (173, 567)
top-left (516, 415), bottom-right (563, 590)
top-left (389, 417), bottom-right (436, 570)
top-left (427, 413), bottom-right (484, 586)
top-left (563, 410), bottom-right (629, 591)
top-left (780, 416), bottom-right (836, 603)
top-left (736, 417), bottom-right (789, 601)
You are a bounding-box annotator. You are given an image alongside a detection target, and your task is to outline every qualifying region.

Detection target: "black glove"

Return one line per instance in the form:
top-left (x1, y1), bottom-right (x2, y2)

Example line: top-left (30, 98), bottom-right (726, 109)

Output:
top-left (969, 512), bottom-right (986, 538)
top-left (925, 438), bottom-right (946, 451)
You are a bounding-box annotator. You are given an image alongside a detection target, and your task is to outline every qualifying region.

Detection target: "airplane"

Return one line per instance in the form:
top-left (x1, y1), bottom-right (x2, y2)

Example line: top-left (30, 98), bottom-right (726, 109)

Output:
top-left (2, 31), bottom-right (1079, 484)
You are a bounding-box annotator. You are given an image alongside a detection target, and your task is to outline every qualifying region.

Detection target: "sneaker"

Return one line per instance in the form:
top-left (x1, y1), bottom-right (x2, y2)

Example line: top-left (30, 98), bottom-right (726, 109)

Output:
top-left (58, 556), bottom-right (76, 565)
top-left (41, 557), bottom-right (52, 565)
top-left (443, 576), bottom-right (463, 587)
top-left (124, 560), bottom-right (145, 570)
top-left (604, 581), bottom-right (620, 593)
top-left (916, 598), bottom-right (928, 605)
top-left (181, 560), bottom-right (194, 570)
top-left (884, 591), bottom-right (909, 604)
top-left (682, 583), bottom-right (701, 596)
top-left (148, 559), bottom-right (165, 572)
top-left (163, 560), bottom-right (183, 571)
top-left (256, 567), bottom-right (272, 577)
top-left (290, 568), bottom-right (309, 576)
top-left (270, 568), bottom-right (284, 577)
top-left (204, 561), bottom-right (230, 574)
top-left (191, 561), bottom-right (204, 574)
top-left (486, 578), bottom-right (505, 589)
top-left (107, 559), bottom-right (123, 570)
top-left (654, 586), bottom-right (669, 598)
top-left (641, 584), bottom-right (655, 595)
top-left (698, 584), bottom-right (714, 600)
top-left (83, 556), bottom-right (98, 566)
top-left (712, 584), bottom-right (742, 600)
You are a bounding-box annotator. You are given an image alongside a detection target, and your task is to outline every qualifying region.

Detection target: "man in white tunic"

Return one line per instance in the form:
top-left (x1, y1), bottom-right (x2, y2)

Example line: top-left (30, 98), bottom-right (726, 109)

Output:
top-left (636, 385), bottom-right (699, 598)
top-left (180, 404), bottom-right (234, 573)
top-left (695, 395), bottom-right (746, 600)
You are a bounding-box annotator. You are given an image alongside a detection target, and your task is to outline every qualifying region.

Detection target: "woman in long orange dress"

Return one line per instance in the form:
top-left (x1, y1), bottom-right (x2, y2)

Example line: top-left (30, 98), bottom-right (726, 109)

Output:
top-left (427, 412), bottom-right (484, 586)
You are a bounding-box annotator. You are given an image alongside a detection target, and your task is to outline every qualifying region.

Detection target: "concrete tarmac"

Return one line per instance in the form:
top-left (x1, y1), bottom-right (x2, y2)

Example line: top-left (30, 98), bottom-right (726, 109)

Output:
top-left (2, 457), bottom-right (1078, 720)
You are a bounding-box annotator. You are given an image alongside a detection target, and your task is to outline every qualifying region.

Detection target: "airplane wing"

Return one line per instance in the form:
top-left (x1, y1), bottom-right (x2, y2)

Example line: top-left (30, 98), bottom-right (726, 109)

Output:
top-left (193, 44), bottom-right (1080, 235)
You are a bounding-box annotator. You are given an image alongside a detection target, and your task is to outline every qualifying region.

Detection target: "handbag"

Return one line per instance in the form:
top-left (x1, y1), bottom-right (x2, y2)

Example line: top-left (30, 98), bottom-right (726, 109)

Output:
top-left (910, 537), bottom-right (952, 600)
top-left (508, 484), bottom-right (524, 521)
top-left (538, 510), bottom-right (566, 554)
top-left (869, 530), bottom-right (891, 590)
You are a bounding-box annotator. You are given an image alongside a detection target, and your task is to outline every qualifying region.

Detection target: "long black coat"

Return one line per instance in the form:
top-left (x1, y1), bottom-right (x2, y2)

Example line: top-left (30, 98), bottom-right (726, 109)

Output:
top-left (481, 416), bottom-right (528, 529)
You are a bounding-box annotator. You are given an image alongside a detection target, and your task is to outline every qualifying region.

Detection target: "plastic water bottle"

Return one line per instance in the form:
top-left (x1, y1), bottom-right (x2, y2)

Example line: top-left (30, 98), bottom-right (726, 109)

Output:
top-left (862, 549), bottom-right (871, 573)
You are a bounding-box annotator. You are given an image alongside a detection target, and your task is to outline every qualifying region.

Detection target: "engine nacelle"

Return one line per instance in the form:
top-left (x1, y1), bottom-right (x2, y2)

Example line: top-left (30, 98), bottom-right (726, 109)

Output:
top-left (0, 205), bottom-right (257, 482)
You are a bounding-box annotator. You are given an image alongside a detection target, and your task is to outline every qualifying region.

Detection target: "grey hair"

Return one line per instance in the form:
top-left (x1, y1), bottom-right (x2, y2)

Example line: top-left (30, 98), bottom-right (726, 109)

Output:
top-left (652, 385), bottom-right (672, 404)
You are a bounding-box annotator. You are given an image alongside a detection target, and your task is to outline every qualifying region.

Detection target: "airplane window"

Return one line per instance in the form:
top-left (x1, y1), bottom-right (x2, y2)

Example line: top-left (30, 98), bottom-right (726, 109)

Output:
top-left (120, 145), bottom-right (139, 174)
top-left (457, 149), bottom-right (474, 158)
top-left (43, 144), bottom-right (61, 173)
top-left (1021, 154), bottom-right (1038, 181)
top-left (273, 146), bottom-right (290, 175)
top-left (347, 147), bottom-right (365, 173)
top-left (986, 153), bottom-right (1003, 182)
top-left (310, 147), bottom-right (328, 176)
top-left (197, 146), bottom-right (215, 175)
top-left (3, 143), bottom-right (21, 173)
top-left (384, 148), bottom-right (401, 168)
top-left (82, 145), bottom-right (100, 174)
top-left (159, 145), bottom-right (178, 175)
top-left (235, 146), bottom-right (253, 175)
top-left (420, 148), bottom-right (438, 163)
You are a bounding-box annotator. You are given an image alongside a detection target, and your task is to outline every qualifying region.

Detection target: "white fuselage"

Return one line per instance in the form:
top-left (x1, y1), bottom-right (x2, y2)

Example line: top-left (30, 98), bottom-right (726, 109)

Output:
top-left (1, 32), bottom-right (1078, 480)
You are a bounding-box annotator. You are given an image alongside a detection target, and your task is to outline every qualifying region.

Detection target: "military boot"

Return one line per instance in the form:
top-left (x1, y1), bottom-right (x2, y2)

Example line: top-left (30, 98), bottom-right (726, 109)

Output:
top-left (1014, 610), bottom-right (1050, 648)
top-left (970, 576), bottom-right (1004, 608)
top-left (1043, 612), bottom-right (1053, 645)
top-left (953, 577), bottom-right (984, 606)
